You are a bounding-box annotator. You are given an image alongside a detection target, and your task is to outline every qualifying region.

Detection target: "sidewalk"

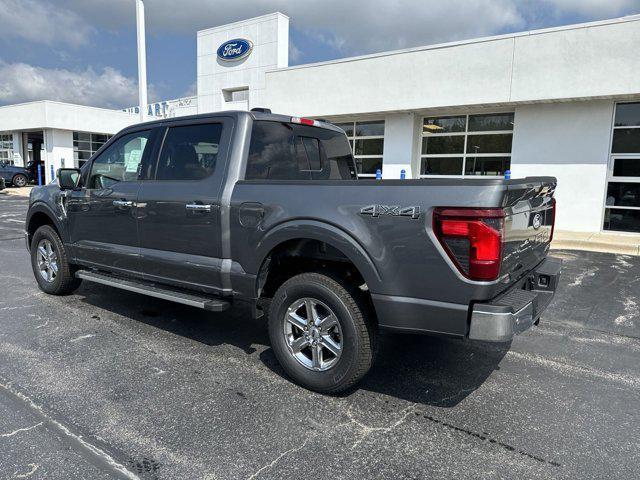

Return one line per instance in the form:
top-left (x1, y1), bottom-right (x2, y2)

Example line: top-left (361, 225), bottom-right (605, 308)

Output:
top-left (0, 186), bottom-right (33, 197)
top-left (551, 230), bottom-right (640, 256)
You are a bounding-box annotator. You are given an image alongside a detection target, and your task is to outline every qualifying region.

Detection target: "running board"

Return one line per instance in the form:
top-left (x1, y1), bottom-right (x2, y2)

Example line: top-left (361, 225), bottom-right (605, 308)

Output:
top-left (75, 270), bottom-right (230, 312)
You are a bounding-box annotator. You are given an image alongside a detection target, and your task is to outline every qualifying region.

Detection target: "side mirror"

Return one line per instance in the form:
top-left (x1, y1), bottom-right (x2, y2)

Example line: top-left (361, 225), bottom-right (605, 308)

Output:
top-left (57, 168), bottom-right (81, 190)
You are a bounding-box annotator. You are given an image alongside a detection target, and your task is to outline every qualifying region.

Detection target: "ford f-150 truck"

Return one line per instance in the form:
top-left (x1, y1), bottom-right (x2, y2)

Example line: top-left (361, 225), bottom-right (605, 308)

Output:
top-left (25, 110), bottom-right (561, 393)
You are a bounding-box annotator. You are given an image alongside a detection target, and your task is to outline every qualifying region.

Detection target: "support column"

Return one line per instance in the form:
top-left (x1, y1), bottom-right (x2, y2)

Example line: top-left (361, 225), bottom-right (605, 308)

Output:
top-left (43, 129), bottom-right (74, 183)
top-left (136, 0), bottom-right (148, 123)
top-left (381, 113), bottom-right (420, 179)
top-left (11, 132), bottom-right (25, 166)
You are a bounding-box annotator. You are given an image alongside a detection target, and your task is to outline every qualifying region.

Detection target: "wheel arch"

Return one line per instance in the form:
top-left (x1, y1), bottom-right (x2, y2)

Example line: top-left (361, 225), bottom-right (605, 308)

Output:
top-left (254, 220), bottom-right (382, 300)
top-left (26, 203), bottom-right (65, 249)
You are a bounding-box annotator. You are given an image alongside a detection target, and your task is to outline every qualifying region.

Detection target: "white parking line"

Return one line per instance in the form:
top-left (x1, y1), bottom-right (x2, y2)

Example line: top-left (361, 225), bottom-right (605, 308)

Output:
top-left (0, 379), bottom-right (141, 480)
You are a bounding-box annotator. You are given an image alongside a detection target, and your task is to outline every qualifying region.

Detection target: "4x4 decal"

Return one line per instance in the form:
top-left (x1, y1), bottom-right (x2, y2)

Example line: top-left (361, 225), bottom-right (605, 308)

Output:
top-left (360, 205), bottom-right (421, 219)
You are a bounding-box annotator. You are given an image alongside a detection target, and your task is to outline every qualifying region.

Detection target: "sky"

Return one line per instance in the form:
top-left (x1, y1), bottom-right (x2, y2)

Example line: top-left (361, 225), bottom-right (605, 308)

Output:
top-left (0, 0), bottom-right (639, 109)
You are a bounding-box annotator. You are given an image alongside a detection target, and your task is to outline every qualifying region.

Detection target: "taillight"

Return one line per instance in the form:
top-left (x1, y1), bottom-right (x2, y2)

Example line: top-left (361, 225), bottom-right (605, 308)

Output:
top-left (549, 198), bottom-right (556, 242)
top-left (433, 208), bottom-right (505, 281)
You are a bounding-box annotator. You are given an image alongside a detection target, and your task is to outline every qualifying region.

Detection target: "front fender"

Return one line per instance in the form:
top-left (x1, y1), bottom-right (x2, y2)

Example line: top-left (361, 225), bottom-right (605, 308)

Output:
top-left (254, 219), bottom-right (383, 292)
top-left (25, 200), bottom-right (69, 247)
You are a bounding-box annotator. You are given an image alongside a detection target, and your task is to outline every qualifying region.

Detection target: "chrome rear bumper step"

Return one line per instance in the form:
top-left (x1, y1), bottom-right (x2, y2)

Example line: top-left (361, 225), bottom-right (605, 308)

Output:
top-left (468, 257), bottom-right (562, 342)
top-left (75, 270), bottom-right (230, 312)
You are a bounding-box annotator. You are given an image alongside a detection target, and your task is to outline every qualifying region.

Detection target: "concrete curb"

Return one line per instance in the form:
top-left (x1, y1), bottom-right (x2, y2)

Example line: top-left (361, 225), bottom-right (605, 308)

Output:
top-left (550, 241), bottom-right (640, 256)
top-left (551, 231), bottom-right (640, 256)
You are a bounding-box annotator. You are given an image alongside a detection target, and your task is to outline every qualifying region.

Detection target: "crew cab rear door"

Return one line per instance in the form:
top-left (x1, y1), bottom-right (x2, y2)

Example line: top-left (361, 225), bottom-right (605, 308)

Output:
top-left (136, 117), bottom-right (233, 294)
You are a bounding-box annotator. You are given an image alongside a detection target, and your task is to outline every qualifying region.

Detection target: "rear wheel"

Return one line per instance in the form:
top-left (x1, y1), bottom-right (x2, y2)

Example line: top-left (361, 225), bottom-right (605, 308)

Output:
top-left (30, 225), bottom-right (81, 295)
top-left (268, 272), bottom-right (376, 394)
top-left (12, 174), bottom-right (27, 187)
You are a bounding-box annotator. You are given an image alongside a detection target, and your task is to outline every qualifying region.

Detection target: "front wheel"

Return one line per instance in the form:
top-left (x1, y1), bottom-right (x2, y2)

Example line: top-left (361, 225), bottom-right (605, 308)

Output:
top-left (12, 174), bottom-right (27, 187)
top-left (30, 225), bottom-right (81, 295)
top-left (268, 272), bottom-right (376, 394)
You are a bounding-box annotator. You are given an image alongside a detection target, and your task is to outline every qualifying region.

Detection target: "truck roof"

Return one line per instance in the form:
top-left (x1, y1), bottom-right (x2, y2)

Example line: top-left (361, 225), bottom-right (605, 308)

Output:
top-left (121, 110), bottom-right (345, 134)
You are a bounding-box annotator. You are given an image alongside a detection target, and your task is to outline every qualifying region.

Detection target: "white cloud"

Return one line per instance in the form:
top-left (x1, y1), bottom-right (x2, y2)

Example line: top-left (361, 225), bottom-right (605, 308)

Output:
top-left (289, 42), bottom-right (303, 62)
top-left (0, 0), bottom-right (94, 48)
top-left (59, 0), bottom-right (640, 56)
top-left (289, 0), bottom-right (526, 54)
top-left (1, 0), bottom-right (637, 107)
top-left (61, 0), bottom-right (526, 54)
top-left (539, 0), bottom-right (638, 17)
top-left (183, 81), bottom-right (197, 98)
top-left (0, 61), bottom-right (148, 108)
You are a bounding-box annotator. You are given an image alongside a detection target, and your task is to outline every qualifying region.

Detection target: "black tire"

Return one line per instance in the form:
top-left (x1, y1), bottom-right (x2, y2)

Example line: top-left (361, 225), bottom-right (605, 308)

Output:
top-left (268, 272), bottom-right (376, 394)
top-left (30, 225), bottom-right (81, 295)
top-left (12, 174), bottom-right (27, 187)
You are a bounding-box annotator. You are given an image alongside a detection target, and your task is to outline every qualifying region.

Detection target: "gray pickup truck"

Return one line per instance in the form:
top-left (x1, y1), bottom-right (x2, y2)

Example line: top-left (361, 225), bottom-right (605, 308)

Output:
top-left (25, 110), bottom-right (561, 393)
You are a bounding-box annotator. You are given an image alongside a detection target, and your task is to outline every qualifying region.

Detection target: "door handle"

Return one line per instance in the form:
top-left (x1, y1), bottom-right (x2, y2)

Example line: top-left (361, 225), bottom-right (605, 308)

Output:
top-left (186, 203), bottom-right (213, 213)
top-left (113, 200), bottom-right (134, 208)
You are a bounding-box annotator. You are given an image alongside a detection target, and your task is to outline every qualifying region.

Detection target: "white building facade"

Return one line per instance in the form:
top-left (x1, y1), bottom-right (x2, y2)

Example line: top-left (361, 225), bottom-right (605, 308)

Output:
top-left (0, 12), bottom-right (639, 234)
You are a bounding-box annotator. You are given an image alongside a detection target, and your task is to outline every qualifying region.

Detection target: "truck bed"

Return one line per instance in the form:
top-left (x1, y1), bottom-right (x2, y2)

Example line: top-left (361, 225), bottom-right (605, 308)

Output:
top-left (230, 176), bottom-right (556, 336)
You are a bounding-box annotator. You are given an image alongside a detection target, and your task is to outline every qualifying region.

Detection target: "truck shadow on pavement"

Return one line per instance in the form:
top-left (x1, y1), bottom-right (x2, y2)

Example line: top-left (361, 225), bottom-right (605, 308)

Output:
top-left (357, 334), bottom-right (509, 407)
top-left (260, 333), bottom-right (509, 407)
top-left (77, 283), bottom-right (508, 408)
top-left (76, 284), bottom-right (269, 355)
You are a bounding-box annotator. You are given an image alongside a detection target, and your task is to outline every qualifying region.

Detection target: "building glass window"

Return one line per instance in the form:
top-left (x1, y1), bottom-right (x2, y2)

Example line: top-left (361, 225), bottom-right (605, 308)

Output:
top-left (420, 113), bottom-right (514, 177)
top-left (0, 133), bottom-right (14, 164)
top-left (334, 120), bottom-right (384, 177)
top-left (73, 131), bottom-right (112, 168)
top-left (604, 102), bottom-right (640, 233)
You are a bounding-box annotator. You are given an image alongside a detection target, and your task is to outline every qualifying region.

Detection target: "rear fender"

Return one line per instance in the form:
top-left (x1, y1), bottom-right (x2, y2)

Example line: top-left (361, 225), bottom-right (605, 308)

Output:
top-left (254, 220), bottom-right (383, 293)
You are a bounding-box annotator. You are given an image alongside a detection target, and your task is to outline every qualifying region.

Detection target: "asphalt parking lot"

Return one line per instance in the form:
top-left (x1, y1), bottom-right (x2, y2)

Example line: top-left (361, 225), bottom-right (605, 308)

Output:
top-left (0, 192), bottom-right (638, 479)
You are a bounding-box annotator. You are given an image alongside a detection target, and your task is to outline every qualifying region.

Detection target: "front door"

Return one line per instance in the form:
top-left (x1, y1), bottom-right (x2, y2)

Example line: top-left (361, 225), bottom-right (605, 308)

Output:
top-left (67, 129), bottom-right (155, 274)
top-left (136, 119), bottom-right (232, 293)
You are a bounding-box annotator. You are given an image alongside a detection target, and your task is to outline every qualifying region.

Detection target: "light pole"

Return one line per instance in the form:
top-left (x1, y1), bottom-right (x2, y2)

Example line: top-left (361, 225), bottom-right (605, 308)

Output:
top-left (135, 0), bottom-right (148, 123)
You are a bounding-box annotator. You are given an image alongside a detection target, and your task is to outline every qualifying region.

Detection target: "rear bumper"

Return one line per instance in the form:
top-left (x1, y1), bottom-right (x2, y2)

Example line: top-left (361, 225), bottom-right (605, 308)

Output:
top-left (372, 256), bottom-right (562, 341)
top-left (468, 257), bottom-right (562, 342)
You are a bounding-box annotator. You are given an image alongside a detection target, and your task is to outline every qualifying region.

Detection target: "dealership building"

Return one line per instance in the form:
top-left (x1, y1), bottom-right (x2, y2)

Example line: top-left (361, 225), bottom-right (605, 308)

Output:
top-left (0, 12), bottom-right (639, 234)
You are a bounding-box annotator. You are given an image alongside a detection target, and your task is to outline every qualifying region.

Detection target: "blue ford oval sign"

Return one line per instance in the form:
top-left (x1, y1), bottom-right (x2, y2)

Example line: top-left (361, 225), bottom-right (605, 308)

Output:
top-left (217, 38), bottom-right (253, 62)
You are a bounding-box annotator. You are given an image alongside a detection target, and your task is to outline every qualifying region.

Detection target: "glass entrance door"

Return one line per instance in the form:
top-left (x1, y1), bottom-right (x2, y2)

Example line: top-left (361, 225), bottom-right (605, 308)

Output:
top-left (604, 103), bottom-right (640, 233)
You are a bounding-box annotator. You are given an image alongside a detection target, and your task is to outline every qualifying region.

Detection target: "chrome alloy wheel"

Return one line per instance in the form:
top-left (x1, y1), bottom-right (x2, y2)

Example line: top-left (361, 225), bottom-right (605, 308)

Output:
top-left (36, 239), bottom-right (58, 283)
top-left (283, 297), bottom-right (343, 371)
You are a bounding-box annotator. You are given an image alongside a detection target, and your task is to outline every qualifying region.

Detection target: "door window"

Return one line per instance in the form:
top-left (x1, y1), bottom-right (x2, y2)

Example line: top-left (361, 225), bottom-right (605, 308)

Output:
top-left (156, 123), bottom-right (223, 181)
top-left (88, 130), bottom-right (151, 189)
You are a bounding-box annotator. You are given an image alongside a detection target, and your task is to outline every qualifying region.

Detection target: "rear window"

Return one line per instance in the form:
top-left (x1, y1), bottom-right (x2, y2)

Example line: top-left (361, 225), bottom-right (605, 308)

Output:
top-left (245, 121), bottom-right (357, 180)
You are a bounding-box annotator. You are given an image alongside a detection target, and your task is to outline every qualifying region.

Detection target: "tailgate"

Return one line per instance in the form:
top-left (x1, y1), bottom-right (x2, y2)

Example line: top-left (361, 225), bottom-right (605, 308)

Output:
top-left (501, 178), bottom-right (556, 280)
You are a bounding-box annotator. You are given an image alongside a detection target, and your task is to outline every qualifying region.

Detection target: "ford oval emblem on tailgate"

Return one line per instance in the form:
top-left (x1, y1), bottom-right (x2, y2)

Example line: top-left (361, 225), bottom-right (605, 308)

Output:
top-left (217, 39), bottom-right (253, 61)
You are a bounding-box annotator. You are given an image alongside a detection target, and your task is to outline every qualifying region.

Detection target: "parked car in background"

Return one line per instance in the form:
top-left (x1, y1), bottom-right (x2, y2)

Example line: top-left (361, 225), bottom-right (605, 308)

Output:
top-left (0, 161), bottom-right (30, 187)
top-left (24, 110), bottom-right (561, 393)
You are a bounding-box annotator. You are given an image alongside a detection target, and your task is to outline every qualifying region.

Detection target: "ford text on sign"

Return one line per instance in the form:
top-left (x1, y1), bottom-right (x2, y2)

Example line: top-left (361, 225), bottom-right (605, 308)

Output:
top-left (217, 39), bottom-right (253, 61)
